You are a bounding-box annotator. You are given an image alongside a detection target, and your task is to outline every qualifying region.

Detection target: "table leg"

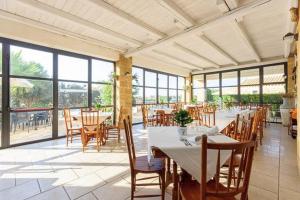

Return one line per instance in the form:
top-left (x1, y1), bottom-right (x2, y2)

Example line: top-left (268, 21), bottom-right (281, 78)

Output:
top-left (172, 161), bottom-right (178, 200)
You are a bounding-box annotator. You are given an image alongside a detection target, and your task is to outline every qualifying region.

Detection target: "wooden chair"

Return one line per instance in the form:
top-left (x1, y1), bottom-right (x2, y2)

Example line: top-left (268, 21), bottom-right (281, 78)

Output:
top-left (106, 106), bottom-right (123, 143)
top-left (155, 110), bottom-right (166, 126)
top-left (80, 109), bottom-right (104, 152)
top-left (179, 134), bottom-right (256, 200)
top-left (202, 108), bottom-right (216, 127)
top-left (63, 108), bottom-right (81, 146)
top-left (142, 105), bottom-right (156, 128)
top-left (123, 116), bottom-right (166, 200)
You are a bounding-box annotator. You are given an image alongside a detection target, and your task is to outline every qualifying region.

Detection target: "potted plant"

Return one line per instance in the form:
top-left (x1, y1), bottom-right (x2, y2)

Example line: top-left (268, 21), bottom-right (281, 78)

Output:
top-left (174, 109), bottom-right (193, 137)
top-left (208, 102), bottom-right (218, 111)
top-left (223, 96), bottom-right (233, 111)
top-left (94, 96), bottom-right (102, 110)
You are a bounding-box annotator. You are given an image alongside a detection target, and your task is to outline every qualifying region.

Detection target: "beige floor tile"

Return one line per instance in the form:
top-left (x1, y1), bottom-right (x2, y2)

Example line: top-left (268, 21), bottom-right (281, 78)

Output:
top-left (93, 178), bottom-right (131, 200)
top-left (250, 171), bottom-right (278, 194)
top-left (64, 173), bottom-right (105, 199)
top-left (279, 188), bottom-right (300, 200)
top-left (96, 165), bottom-right (129, 183)
top-left (38, 168), bottom-right (78, 192)
top-left (26, 186), bottom-right (69, 200)
top-left (75, 192), bottom-right (98, 200)
top-left (280, 174), bottom-right (300, 193)
top-left (248, 185), bottom-right (278, 200)
top-left (0, 180), bottom-right (40, 200)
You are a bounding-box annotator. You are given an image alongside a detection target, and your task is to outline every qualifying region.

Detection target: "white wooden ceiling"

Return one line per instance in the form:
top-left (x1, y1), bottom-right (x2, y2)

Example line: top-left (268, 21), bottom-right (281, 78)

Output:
top-left (0, 0), bottom-right (293, 74)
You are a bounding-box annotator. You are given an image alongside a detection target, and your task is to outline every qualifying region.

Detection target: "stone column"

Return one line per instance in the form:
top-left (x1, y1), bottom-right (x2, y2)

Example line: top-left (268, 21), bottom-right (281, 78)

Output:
top-left (116, 55), bottom-right (132, 127)
top-left (185, 73), bottom-right (192, 104)
top-left (287, 56), bottom-right (296, 94)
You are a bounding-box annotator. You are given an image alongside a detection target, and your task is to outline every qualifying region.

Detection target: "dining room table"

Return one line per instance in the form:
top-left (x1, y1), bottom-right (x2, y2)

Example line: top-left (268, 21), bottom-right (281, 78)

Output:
top-left (146, 109), bottom-right (255, 200)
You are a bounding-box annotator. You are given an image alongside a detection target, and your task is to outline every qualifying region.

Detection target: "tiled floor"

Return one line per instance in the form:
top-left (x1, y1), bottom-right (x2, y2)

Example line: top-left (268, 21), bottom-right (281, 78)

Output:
top-left (0, 123), bottom-right (299, 200)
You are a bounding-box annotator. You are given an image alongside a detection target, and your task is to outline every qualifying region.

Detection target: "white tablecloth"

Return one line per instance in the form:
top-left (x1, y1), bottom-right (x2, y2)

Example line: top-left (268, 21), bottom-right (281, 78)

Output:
top-left (147, 126), bottom-right (236, 182)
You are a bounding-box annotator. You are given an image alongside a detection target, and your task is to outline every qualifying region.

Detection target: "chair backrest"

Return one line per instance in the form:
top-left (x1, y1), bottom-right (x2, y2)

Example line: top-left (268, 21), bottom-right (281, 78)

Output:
top-left (201, 134), bottom-right (256, 200)
top-left (237, 117), bottom-right (254, 142)
top-left (63, 108), bottom-right (72, 129)
top-left (123, 116), bottom-right (136, 171)
top-left (81, 109), bottom-right (99, 132)
top-left (201, 109), bottom-right (215, 127)
top-left (156, 110), bottom-right (165, 126)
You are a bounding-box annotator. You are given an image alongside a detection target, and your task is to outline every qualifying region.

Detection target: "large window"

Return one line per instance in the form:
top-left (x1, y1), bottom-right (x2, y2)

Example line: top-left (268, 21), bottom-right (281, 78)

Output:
top-left (262, 65), bottom-right (285, 110)
top-left (222, 71), bottom-right (238, 103)
top-left (10, 45), bottom-right (53, 144)
top-left (91, 59), bottom-right (114, 107)
top-left (132, 66), bottom-right (185, 123)
top-left (192, 63), bottom-right (287, 114)
top-left (0, 38), bottom-right (116, 147)
top-left (206, 73), bottom-right (220, 102)
top-left (192, 74), bottom-right (205, 103)
top-left (240, 68), bottom-right (260, 104)
top-left (58, 55), bottom-right (88, 108)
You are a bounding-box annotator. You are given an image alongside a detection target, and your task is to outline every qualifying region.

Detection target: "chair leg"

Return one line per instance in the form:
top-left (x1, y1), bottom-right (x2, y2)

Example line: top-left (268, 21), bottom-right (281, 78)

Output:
top-left (66, 130), bottom-right (69, 146)
top-left (161, 170), bottom-right (165, 200)
top-left (131, 174), bottom-right (135, 200)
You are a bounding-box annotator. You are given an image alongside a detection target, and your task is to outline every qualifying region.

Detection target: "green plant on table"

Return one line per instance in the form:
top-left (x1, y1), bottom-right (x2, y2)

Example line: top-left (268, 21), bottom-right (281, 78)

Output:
top-left (174, 109), bottom-right (193, 127)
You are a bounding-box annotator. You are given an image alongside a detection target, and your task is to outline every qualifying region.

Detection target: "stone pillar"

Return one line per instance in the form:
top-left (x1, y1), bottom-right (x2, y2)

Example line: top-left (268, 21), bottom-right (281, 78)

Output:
top-left (185, 73), bottom-right (192, 104)
top-left (287, 56), bottom-right (296, 94)
top-left (116, 55), bottom-right (132, 127)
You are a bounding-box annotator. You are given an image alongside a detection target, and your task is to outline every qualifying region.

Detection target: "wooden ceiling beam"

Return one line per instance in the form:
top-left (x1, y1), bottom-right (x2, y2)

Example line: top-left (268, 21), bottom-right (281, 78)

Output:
top-left (155, 0), bottom-right (195, 28)
top-left (0, 9), bottom-right (124, 52)
top-left (125, 0), bottom-right (272, 57)
top-left (85, 0), bottom-right (166, 39)
top-left (173, 43), bottom-right (220, 68)
top-left (198, 34), bottom-right (238, 65)
top-left (217, 0), bottom-right (261, 62)
top-left (152, 50), bottom-right (203, 70)
top-left (230, 20), bottom-right (261, 62)
top-left (15, 0), bottom-right (143, 47)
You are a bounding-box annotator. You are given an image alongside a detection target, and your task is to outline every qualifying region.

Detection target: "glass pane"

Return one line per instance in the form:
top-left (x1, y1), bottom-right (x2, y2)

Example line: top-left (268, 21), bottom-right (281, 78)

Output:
top-left (158, 89), bottom-right (168, 104)
top-left (145, 71), bottom-right (157, 87)
top-left (132, 105), bottom-right (143, 124)
top-left (158, 74), bottom-right (167, 88)
top-left (133, 86), bottom-right (143, 105)
top-left (193, 74), bottom-right (204, 88)
top-left (240, 86), bottom-right (260, 104)
top-left (263, 84), bottom-right (285, 112)
top-left (132, 67), bottom-right (143, 86)
top-left (58, 55), bottom-right (88, 81)
top-left (10, 110), bottom-right (52, 144)
top-left (92, 59), bottom-right (114, 83)
top-left (0, 77), bottom-right (1, 110)
top-left (240, 68), bottom-right (259, 85)
top-left (58, 82), bottom-right (88, 108)
top-left (206, 88), bottom-right (220, 102)
top-left (178, 77), bottom-right (185, 90)
top-left (193, 88), bottom-right (205, 103)
top-left (169, 89), bottom-right (177, 103)
top-left (0, 43), bottom-right (2, 74)
top-left (0, 114), bottom-right (1, 147)
top-left (169, 76), bottom-right (177, 89)
top-left (10, 78), bottom-right (53, 108)
top-left (145, 87), bottom-right (156, 104)
top-left (178, 90), bottom-right (185, 103)
top-left (58, 108), bottom-right (81, 136)
top-left (222, 87), bottom-right (238, 102)
top-left (92, 84), bottom-right (113, 106)
top-left (222, 71), bottom-right (237, 86)
top-left (206, 74), bottom-right (219, 87)
top-left (10, 45), bottom-right (53, 78)
top-left (263, 65), bottom-right (285, 83)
